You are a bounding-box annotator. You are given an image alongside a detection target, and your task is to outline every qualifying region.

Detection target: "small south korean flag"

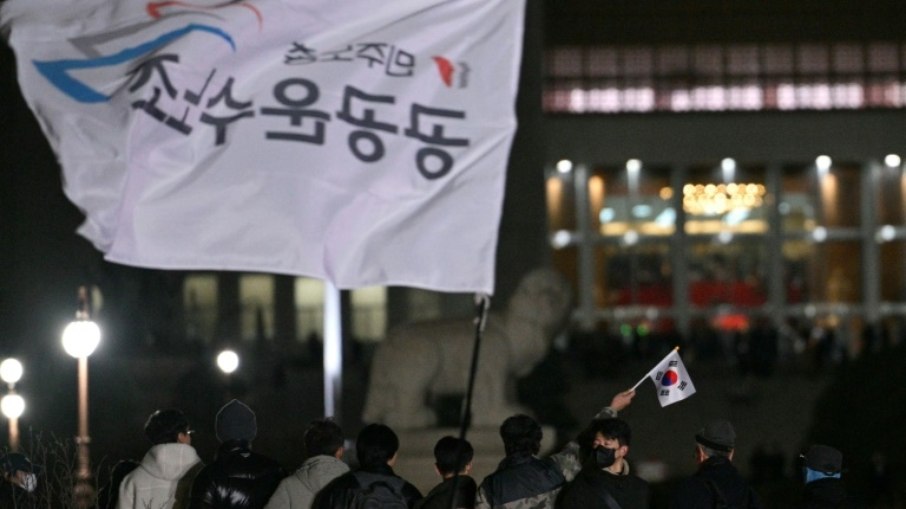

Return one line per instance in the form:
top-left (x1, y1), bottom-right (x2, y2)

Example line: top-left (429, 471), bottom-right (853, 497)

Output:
top-left (641, 348), bottom-right (696, 407)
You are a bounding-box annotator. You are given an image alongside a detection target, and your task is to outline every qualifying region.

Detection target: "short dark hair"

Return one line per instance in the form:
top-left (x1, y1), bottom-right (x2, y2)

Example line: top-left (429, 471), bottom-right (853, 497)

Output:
top-left (434, 436), bottom-right (474, 475)
top-left (356, 424), bottom-right (399, 468)
top-left (304, 419), bottom-right (344, 458)
top-left (577, 418), bottom-right (631, 458)
top-left (500, 414), bottom-right (542, 457)
top-left (144, 409), bottom-right (190, 445)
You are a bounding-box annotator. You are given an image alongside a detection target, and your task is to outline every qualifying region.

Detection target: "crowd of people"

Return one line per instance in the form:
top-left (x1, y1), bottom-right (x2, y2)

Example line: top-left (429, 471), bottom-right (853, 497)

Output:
top-left (0, 391), bottom-right (855, 509)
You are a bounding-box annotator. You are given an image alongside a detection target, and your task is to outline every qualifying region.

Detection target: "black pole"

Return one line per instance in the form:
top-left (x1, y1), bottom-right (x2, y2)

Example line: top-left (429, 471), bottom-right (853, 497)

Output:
top-left (448, 293), bottom-right (490, 509)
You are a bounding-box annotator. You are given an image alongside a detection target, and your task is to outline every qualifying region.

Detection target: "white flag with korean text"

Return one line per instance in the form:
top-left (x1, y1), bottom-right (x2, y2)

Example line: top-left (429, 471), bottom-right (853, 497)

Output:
top-left (1, 0), bottom-right (525, 294)
top-left (646, 349), bottom-right (696, 407)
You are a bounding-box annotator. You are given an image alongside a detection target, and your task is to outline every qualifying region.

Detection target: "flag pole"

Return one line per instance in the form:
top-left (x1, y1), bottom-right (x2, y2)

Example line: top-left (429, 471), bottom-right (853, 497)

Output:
top-left (631, 345), bottom-right (680, 390)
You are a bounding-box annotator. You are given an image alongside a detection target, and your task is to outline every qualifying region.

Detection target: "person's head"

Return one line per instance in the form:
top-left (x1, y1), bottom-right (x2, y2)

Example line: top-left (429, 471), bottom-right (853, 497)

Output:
top-left (578, 418), bottom-right (631, 470)
top-left (0, 453), bottom-right (40, 493)
top-left (694, 419), bottom-right (736, 463)
top-left (356, 423), bottom-right (399, 468)
top-left (304, 418), bottom-right (345, 459)
top-left (433, 436), bottom-right (474, 478)
top-left (215, 399), bottom-right (257, 443)
top-left (500, 414), bottom-right (542, 457)
top-left (802, 444), bottom-right (843, 484)
top-left (144, 409), bottom-right (193, 445)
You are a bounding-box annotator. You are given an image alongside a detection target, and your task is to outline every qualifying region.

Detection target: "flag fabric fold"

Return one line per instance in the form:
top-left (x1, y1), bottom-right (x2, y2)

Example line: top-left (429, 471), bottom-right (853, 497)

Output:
top-left (1, 0), bottom-right (526, 294)
top-left (644, 349), bottom-right (696, 407)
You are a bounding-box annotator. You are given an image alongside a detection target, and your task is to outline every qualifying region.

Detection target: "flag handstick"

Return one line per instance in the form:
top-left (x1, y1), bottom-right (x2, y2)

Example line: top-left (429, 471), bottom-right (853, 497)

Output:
top-left (631, 346), bottom-right (680, 390)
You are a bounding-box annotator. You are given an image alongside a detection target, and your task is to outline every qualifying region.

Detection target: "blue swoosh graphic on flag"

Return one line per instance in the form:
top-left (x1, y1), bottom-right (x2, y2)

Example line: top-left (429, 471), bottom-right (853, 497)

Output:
top-left (34, 23), bottom-right (235, 103)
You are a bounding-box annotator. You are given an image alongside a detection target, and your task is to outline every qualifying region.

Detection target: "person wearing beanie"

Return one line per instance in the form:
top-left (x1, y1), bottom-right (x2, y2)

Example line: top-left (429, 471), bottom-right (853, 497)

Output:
top-left (800, 444), bottom-right (853, 508)
top-left (669, 419), bottom-right (763, 509)
top-left (118, 409), bottom-right (202, 509)
top-left (189, 400), bottom-right (285, 509)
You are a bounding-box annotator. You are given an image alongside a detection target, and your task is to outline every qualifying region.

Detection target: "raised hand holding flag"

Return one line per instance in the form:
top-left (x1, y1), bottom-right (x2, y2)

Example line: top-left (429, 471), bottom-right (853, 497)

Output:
top-left (632, 347), bottom-right (696, 407)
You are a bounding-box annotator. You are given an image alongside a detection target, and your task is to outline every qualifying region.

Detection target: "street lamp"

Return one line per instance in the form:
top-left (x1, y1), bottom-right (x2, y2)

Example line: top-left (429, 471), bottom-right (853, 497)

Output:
top-left (61, 286), bottom-right (100, 508)
top-left (0, 358), bottom-right (24, 451)
top-left (216, 349), bottom-right (239, 374)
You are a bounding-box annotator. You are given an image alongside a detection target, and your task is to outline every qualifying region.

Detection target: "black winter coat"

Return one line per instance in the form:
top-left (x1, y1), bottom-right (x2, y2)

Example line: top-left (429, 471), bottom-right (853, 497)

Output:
top-left (189, 440), bottom-right (285, 509)
top-left (802, 478), bottom-right (854, 509)
top-left (415, 475), bottom-right (477, 509)
top-left (669, 456), bottom-right (762, 509)
top-left (313, 464), bottom-right (423, 509)
top-left (556, 466), bottom-right (649, 509)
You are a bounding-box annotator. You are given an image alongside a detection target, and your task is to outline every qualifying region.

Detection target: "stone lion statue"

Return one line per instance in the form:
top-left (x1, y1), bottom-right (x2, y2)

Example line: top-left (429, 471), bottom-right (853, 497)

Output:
top-left (362, 268), bottom-right (573, 429)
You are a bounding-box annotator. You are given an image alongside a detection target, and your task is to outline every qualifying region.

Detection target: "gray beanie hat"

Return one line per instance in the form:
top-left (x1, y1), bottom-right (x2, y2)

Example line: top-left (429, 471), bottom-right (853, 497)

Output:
top-left (216, 399), bottom-right (257, 442)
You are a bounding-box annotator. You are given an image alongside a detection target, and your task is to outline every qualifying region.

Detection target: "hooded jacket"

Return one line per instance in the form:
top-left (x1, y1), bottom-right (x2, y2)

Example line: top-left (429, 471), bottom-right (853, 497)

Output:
top-left (264, 455), bottom-right (349, 509)
top-left (118, 442), bottom-right (202, 509)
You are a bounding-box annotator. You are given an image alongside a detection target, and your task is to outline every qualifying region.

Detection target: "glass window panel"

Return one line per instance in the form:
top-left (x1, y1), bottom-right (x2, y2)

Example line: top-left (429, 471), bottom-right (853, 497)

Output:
top-left (798, 44), bottom-right (829, 75)
top-left (880, 242), bottom-right (906, 302)
top-left (592, 165), bottom-right (674, 237)
top-left (623, 47), bottom-right (654, 78)
top-left (295, 277), bottom-right (325, 340)
top-left (351, 286), bottom-right (386, 341)
top-left (546, 174), bottom-right (577, 232)
top-left (832, 43), bottom-right (864, 73)
top-left (656, 45), bottom-right (688, 75)
top-left (548, 47), bottom-right (584, 77)
top-left (586, 47), bottom-right (619, 77)
top-left (727, 45), bottom-right (759, 76)
top-left (763, 44), bottom-right (794, 75)
top-left (597, 242), bottom-right (672, 309)
top-left (781, 165), bottom-right (820, 234)
top-left (807, 241), bottom-right (862, 303)
top-left (821, 164), bottom-right (862, 228)
top-left (867, 43), bottom-right (898, 72)
top-left (240, 274), bottom-right (274, 341)
top-left (184, 274), bottom-right (217, 342)
top-left (877, 165), bottom-right (906, 225)
top-left (686, 238), bottom-right (768, 310)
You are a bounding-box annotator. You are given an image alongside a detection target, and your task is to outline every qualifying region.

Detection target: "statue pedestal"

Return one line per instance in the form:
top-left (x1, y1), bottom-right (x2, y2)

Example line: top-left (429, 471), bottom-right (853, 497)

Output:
top-left (392, 426), bottom-right (557, 494)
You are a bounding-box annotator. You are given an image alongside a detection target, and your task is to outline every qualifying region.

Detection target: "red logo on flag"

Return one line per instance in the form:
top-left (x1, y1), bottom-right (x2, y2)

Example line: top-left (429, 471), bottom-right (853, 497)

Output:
top-left (433, 56), bottom-right (455, 87)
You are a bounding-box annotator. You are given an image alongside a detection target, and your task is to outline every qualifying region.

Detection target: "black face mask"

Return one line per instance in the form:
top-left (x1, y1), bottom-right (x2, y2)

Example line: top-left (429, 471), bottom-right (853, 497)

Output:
top-left (592, 446), bottom-right (616, 469)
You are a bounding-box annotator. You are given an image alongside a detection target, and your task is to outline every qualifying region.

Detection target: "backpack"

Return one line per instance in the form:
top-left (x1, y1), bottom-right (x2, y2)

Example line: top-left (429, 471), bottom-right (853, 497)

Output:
top-left (351, 471), bottom-right (409, 509)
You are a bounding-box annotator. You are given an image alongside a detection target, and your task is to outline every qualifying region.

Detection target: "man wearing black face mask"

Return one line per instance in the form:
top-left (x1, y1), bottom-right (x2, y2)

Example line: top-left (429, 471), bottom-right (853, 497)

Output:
top-left (555, 418), bottom-right (649, 509)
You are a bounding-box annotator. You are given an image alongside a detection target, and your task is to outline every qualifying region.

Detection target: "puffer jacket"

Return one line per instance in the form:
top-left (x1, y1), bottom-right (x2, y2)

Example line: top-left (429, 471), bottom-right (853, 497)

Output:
top-left (118, 442), bottom-right (202, 509)
top-left (264, 455), bottom-right (349, 509)
top-left (189, 440), bottom-right (285, 509)
top-left (475, 453), bottom-right (566, 509)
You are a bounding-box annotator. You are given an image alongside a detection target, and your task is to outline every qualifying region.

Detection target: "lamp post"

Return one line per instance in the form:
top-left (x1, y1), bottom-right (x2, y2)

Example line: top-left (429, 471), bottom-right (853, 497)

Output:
top-left (61, 286), bottom-right (100, 509)
top-left (0, 358), bottom-right (24, 451)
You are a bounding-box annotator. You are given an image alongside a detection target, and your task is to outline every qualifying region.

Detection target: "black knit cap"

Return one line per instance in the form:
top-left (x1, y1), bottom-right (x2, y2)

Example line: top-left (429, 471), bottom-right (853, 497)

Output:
top-left (215, 399), bottom-right (257, 442)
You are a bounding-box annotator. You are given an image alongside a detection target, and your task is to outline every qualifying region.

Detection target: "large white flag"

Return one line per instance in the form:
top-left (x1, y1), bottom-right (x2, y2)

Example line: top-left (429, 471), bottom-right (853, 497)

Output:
top-left (1, 0), bottom-right (525, 294)
top-left (635, 348), bottom-right (696, 407)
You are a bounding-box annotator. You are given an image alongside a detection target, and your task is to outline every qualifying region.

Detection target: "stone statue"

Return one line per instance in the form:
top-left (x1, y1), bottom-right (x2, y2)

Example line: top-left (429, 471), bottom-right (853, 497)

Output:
top-left (362, 268), bottom-right (573, 429)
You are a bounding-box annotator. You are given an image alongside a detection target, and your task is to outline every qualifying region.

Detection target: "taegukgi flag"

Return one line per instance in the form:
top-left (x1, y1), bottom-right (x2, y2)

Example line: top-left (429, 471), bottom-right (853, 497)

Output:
top-left (1, 0), bottom-right (526, 294)
top-left (641, 348), bottom-right (696, 407)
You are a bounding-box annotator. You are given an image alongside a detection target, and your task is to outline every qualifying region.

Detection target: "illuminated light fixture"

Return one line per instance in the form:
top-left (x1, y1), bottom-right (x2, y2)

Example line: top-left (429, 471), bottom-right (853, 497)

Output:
top-left (625, 159), bottom-right (642, 173)
top-left (552, 230), bottom-right (571, 248)
top-left (216, 350), bottom-right (240, 374)
top-left (654, 208), bottom-right (676, 227)
top-left (812, 226), bottom-right (828, 242)
top-left (718, 231), bottom-right (733, 244)
top-left (815, 155), bottom-right (832, 174)
top-left (659, 187), bottom-right (673, 200)
top-left (721, 158), bottom-right (737, 172)
top-left (682, 181), bottom-right (766, 216)
top-left (599, 208), bottom-right (615, 223)
top-left (885, 154), bottom-right (902, 168)
top-left (632, 204), bottom-right (652, 218)
top-left (556, 159), bottom-right (573, 174)
top-left (623, 230), bottom-right (639, 246)
top-left (0, 359), bottom-right (23, 386)
top-left (878, 225), bottom-right (897, 242)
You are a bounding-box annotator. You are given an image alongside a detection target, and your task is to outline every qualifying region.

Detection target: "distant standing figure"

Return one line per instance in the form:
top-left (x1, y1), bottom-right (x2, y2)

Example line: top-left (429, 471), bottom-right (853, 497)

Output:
top-left (189, 399), bottom-right (285, 509)
top-left (415, 436), bottom-right (477, 509)
top-left (118, 409), bottom-right (202, 509)
top-left (800, 444), bottom-right (852, 508)
top-left (669, 419), bottom-right (762, 509)
top-left (265, 418), bottom-right (350, 509)
top-left (313, 423), bottom-right (422, 509)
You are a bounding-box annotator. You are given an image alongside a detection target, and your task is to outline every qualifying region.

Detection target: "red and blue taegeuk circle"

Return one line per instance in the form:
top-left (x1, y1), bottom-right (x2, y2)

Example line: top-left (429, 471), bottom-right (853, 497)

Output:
top-left (661, 369), bottom-right (679, 386)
